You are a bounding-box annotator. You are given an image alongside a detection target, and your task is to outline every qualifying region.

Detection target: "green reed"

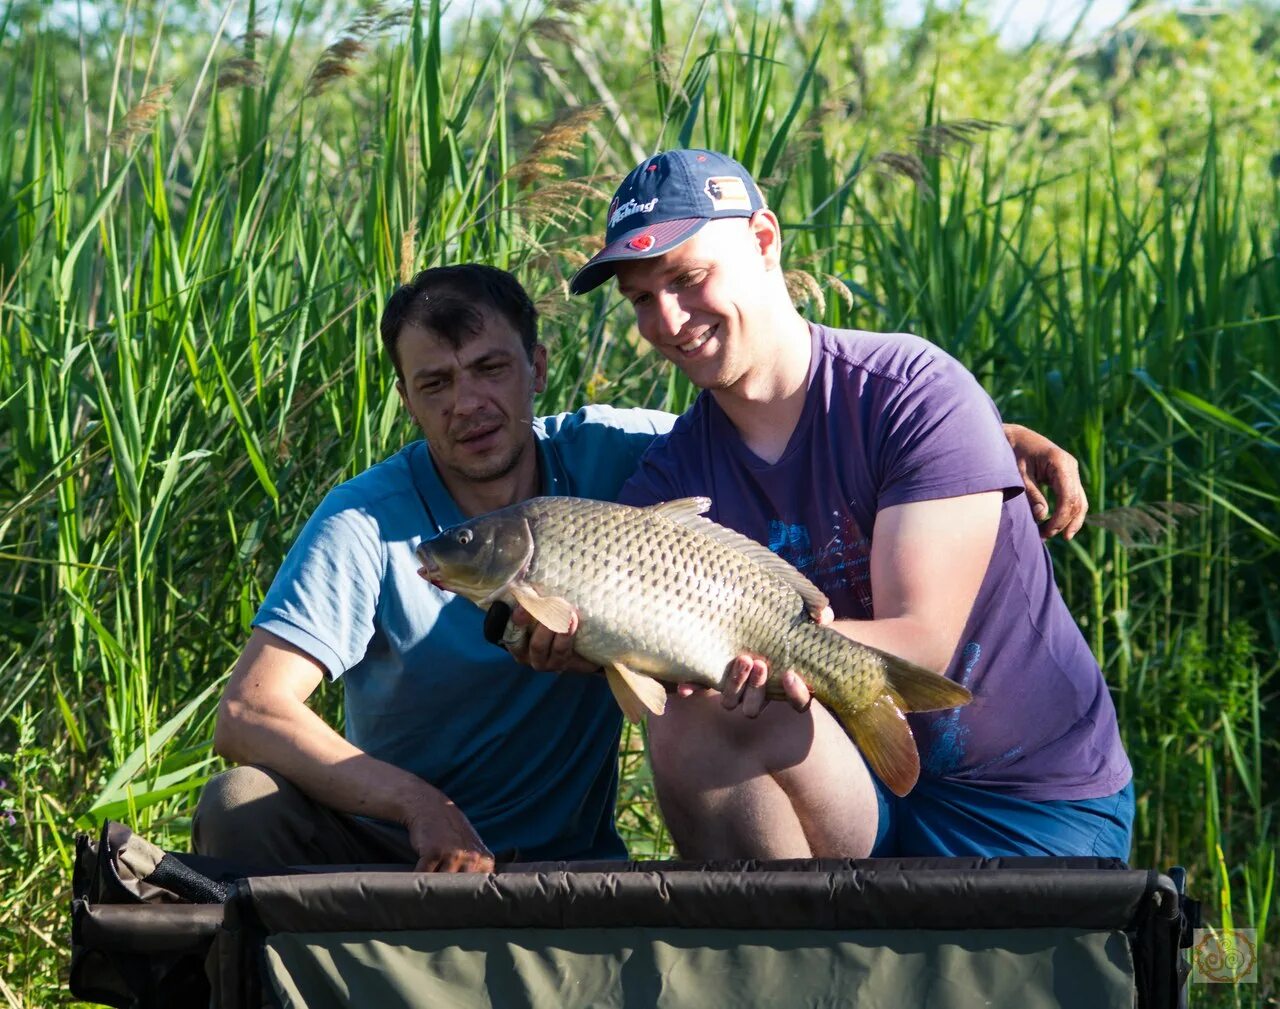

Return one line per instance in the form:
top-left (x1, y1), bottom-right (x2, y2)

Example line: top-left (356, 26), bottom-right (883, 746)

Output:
top-left (0, 1), bottom-right (1276, 1004)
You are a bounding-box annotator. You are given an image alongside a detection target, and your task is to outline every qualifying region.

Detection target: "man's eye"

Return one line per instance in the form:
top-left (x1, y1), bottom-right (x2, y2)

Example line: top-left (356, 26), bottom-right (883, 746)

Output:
top-left (630, 293), bottom-right (651, 307)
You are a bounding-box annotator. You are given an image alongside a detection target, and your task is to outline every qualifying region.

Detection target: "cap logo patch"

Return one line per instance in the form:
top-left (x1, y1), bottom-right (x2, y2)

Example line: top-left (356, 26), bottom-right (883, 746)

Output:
top-left (627, 234), bottom-right (656, 252)
top-left (609, 196), bottom-right (659, 228)
top-left (704, 176), bottom-right (751, 212)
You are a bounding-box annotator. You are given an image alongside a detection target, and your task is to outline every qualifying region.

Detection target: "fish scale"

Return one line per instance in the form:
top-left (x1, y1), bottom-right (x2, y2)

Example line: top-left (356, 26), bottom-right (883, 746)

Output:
top-left (522, 497), bottom-right (875, 699)
top-left (417, 495), bottom-right (973, 796)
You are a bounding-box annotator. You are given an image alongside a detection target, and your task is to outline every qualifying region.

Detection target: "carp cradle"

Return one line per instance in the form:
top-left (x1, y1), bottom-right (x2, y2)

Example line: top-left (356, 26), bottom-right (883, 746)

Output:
top-left (71, 821), bottom-right (1197, 1008)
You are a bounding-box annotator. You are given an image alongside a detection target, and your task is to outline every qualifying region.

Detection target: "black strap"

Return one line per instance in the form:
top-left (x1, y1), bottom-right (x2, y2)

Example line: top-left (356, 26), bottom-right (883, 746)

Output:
top-left (483, 602), bottom-right (514, 644)
top-left (406, 442), bottom-right (444, 537)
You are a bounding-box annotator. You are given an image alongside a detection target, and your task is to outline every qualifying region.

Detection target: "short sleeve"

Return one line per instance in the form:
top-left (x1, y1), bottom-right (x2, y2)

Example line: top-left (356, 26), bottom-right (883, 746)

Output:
top-left (253, 490), bottom-right (385, 679)
top-left (874, 351), bottom-right (1024, 509)
top-left (543, 405), bottom-right (675, 501)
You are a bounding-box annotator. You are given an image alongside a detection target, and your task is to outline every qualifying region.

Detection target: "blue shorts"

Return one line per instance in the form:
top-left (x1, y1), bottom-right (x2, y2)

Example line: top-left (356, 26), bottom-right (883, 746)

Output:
top-left (871, 776), bottom-right (1135, 860)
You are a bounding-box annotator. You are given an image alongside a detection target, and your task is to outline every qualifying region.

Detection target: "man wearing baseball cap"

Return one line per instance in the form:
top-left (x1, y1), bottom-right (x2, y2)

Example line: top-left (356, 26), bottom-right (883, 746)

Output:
top-left (569, 150), bottom-right (768, 296)
top-left (526, 148), bottom-right (1134, 861)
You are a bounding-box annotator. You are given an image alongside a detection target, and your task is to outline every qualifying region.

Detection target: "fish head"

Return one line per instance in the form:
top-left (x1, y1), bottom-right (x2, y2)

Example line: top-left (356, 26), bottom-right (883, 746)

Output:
top-left (416, 509), bottom-right (534, 605)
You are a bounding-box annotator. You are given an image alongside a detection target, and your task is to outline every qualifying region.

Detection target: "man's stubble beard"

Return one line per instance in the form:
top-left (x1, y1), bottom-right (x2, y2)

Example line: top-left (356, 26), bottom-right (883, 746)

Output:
top-left (449, 441), bottom-right (525, 484)
top-left (675, 340), bottom-right (741, 394)
top-left (438, 411), bottom-right (535, 486)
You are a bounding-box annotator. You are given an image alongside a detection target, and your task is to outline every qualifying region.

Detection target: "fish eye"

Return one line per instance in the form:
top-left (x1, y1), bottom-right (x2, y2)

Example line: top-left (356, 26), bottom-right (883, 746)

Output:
top-left (455, 528), bottom-right (473, 545)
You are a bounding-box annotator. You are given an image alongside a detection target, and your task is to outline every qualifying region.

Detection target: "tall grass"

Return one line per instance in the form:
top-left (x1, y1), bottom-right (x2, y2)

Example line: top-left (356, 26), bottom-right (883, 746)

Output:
top-left (1, 1), bottom-right (1276, 1004)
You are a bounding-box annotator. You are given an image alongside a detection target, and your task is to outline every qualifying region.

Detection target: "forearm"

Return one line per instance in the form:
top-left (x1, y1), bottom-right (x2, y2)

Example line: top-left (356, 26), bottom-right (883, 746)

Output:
top-left (215, 696), bottom-right (438, 827)
top-left (827, 616), bottom-right (961, 675)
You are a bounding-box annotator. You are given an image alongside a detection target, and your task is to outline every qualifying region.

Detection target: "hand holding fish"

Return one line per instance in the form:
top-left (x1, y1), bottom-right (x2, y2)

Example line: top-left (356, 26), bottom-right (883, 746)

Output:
top-left (506, 603), bottom-right (601, 674)
top-left (509, 609), bottom-right (822, 717)
top-left (699, 606), bottom-right (832, 716)
top-left (510, 612), bottom-right (814, 716)
top-left (704, 655), bottom-right (812, 716)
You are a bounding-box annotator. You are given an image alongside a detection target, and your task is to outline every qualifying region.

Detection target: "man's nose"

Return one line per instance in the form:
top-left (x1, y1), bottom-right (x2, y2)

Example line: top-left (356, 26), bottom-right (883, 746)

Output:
top-left (653, 292), bottom-right (689, 342)
top-left (453, 375), bottom-right (486, 414)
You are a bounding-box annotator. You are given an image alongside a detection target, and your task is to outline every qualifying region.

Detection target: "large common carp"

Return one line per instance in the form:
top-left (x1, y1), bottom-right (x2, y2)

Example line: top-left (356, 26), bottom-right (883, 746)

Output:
top-left (416, 496), bottom-right (971, 796)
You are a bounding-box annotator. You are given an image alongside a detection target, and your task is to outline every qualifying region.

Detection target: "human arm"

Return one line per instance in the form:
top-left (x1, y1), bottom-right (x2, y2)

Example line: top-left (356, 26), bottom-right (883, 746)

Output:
top-left (1002, 423), bottom-right (1088, 540)
top-left (720, 491), bottom-right (1002, 713)
top-left (827, 490), bottom-right (1002, 662)
top-left (213, 627), bottom-right (493, 872)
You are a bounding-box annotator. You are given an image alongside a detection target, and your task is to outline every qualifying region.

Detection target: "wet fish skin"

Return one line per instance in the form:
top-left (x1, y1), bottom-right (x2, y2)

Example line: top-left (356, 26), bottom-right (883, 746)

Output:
top-left (417, 496), bottom-right (972, 796)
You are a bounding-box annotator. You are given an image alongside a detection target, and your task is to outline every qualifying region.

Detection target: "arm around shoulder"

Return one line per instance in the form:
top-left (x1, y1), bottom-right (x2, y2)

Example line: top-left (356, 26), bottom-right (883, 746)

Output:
top-left (1001, 422), bottom-right (1088, 540)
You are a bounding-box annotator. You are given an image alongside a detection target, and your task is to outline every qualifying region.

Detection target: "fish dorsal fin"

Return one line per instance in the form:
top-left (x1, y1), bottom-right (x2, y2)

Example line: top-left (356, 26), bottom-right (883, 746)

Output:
top-left (605, 660), bottom-right (668, 723)
top-left (508, 583), bottom-right (577, 635)
top-left (649, 496), bottom-right (713, 520)
top-left (646, 498), bottom-right (830, 620)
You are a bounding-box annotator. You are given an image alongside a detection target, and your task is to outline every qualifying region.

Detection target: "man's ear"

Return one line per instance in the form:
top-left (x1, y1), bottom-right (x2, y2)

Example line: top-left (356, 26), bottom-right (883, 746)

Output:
top-left (531, 343), bottom-right (548, 394)
top-left (395, 378), bottom-right (409, 409)
top-left (750, 210), bottom-right (784, 269)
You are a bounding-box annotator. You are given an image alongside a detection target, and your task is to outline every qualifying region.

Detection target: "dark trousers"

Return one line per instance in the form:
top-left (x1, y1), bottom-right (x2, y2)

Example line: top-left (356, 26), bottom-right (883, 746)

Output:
top-left (193, 765), bottom-right (417, 868)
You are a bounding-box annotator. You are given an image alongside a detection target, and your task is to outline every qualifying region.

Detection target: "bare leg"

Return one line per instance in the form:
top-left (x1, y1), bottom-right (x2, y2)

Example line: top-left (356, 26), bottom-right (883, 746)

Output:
top-left (647, 691), bottom-right (879, 860)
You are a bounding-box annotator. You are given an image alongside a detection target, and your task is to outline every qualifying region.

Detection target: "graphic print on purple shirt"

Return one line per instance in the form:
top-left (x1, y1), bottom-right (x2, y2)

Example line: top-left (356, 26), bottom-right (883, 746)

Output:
top-left (768, 514), bottom-right (873, 614)
top-left (619, 323), bottom-right (1132, 801)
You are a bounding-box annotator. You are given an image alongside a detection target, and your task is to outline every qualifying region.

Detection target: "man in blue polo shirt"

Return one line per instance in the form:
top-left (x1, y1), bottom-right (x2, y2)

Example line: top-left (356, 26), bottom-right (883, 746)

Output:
top-left (194, 265), bottom-right (672, 870)
top-left (195, 261), bottom-right (1089, 871)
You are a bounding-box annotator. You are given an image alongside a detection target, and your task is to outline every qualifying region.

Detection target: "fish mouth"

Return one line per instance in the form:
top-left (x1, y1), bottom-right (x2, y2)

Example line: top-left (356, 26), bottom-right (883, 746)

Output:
top-left (415, 544), bottom-right (488, 599)
top-left (415, 545), bottom-right (446, 588)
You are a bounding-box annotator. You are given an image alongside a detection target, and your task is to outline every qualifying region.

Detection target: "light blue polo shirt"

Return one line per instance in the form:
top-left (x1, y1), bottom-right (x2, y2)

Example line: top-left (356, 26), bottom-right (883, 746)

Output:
top-left (254, 404), bottom-right (674, 861)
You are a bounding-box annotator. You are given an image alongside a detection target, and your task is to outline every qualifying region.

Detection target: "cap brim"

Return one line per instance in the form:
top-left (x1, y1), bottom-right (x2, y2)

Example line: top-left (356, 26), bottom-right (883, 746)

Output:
top-left (569, 217), bottom-right (708, 295)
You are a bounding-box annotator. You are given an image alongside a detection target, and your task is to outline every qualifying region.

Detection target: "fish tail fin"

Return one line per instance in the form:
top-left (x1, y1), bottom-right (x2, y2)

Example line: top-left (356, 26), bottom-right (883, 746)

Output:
top-left (823, 652), bottom-right (970, 798)
top-left (843, 693), bottom-right (920, 797)
top-left (880, 653), bottom-right (972, 713)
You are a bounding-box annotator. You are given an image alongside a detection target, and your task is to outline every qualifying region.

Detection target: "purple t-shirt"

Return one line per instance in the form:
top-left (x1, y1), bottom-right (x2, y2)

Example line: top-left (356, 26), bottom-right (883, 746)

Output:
top-left (620, 324), bottom-right (1131, 801)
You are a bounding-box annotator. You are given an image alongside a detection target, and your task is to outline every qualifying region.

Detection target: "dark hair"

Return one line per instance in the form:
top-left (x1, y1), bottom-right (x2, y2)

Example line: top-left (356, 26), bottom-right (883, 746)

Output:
top-left (379, 264), bottom-right (539, 378)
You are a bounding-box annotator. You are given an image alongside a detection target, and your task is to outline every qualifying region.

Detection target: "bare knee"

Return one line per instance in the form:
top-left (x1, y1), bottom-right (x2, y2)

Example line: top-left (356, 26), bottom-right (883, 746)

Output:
top-left (648, 692), bottom-right (816, 788)
top-left (647, 693), bottom-right (879, 860)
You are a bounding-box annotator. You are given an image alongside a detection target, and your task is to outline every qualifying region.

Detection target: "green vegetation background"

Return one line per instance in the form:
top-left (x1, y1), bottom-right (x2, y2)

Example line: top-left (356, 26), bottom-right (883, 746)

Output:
top-left (1, 0), bottom-right (1276, 1003)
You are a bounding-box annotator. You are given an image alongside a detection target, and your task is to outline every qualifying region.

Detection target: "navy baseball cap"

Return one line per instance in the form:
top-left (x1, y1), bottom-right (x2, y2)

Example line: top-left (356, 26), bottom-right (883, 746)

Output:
top-left (569, 149), bottom-right (766, 296)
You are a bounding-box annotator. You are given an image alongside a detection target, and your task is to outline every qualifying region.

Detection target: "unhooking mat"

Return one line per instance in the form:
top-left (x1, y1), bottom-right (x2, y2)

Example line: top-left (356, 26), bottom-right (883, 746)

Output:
top-left (70, 821), bottom-right (1198, 1009)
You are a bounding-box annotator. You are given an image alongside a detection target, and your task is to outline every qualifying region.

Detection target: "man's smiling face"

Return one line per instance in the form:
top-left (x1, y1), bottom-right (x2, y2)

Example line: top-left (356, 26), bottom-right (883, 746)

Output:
top-left (614, 215), bottom-right (777, 393)
top-left (396, 309), bottom-right (547, 486)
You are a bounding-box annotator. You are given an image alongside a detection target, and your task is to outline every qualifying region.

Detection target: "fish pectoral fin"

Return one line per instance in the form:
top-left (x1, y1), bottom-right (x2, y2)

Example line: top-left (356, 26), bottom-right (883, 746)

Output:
top-left (605, 660), bottom-right (668, 723)
top-left (508, 583), bottom-right (577, 635)
top-left (847, 693), bottom-right (920, 798)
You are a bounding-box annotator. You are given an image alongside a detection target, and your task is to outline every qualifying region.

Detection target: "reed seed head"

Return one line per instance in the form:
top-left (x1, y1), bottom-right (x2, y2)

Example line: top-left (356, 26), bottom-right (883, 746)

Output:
top-left (108, 83), bottom-right (173, 150)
